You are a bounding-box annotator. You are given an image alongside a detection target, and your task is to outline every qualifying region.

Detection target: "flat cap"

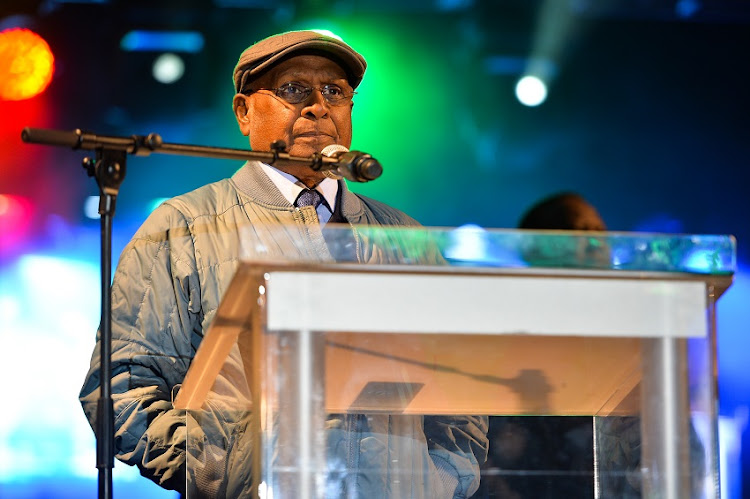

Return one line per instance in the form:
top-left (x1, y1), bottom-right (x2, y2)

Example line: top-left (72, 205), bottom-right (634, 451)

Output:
top-left (233, 30), bottom-right (367, 94)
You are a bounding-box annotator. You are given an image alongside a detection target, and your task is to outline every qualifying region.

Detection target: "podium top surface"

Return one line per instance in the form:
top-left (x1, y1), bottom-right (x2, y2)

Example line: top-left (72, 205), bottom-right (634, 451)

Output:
top-left (175, 226), bottom-right (734, 412)
top-left (238, 225), bottom-right (736, 277)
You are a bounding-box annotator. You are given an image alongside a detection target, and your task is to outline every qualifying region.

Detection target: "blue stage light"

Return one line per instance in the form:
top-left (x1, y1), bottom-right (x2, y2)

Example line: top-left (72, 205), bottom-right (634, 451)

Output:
top-left (120, 30), bottom-right (204, 53)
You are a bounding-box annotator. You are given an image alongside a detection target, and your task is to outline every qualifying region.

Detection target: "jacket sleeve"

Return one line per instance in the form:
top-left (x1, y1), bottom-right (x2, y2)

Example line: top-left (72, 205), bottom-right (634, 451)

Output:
top-left (79, 204), bottom-right (202, 493)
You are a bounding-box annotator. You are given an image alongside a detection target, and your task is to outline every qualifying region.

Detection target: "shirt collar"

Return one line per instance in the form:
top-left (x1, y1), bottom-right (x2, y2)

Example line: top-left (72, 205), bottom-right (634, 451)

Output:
top-left (259, 162), bottom-right (338, 210)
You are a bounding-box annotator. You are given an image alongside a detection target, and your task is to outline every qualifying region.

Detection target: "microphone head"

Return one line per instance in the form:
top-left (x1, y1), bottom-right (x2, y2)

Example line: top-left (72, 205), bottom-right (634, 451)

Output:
top-left (321, 144), bottom-right (349, 179)
top-left (321, 144), bottom-right (349, 157)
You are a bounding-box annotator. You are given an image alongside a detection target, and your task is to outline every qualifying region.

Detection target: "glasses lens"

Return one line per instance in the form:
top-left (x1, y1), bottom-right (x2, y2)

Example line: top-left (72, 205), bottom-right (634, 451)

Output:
top-left (321, 85), bottom-right (345, 103)
top-left (275, 83), bottom-right (309, 104)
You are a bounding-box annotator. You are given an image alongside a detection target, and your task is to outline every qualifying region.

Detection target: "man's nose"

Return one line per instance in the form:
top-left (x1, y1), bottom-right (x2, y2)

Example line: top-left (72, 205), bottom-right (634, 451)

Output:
top-left (303, 88), bottom-right (330, 118)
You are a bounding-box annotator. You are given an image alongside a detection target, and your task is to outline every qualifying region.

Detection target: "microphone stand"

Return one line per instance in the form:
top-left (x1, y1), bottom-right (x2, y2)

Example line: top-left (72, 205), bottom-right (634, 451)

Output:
top-left (19, 127), bottom-right (382, 499)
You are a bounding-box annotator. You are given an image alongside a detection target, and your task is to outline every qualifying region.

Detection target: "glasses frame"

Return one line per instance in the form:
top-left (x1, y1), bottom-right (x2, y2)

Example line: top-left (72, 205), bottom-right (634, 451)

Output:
top-left (244, 82), bottom-right (357, 106)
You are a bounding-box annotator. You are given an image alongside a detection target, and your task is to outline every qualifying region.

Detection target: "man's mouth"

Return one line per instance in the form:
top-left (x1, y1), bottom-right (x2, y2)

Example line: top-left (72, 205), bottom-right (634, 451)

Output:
top-left (295, 131), bottom-right (334, 140)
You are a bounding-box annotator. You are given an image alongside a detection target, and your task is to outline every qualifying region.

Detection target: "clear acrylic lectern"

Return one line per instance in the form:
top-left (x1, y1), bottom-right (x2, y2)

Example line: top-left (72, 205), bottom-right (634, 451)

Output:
top-left (173, 225), bottom-right (735, 499)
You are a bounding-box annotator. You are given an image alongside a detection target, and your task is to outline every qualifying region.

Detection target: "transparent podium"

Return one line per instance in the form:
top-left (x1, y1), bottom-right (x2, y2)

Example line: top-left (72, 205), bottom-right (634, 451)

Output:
top-left (173, 225), bottom-right (735, 499)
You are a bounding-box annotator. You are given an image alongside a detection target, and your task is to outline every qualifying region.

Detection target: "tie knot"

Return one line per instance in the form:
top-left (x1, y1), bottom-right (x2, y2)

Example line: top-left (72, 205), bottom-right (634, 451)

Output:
top-left (294, 189), bottom-right (322, 208)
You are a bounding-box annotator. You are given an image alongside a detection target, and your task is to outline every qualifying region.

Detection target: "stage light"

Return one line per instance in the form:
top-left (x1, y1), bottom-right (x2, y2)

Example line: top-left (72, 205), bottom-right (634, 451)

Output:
top-left (676, 0), bottom-right (701, 19)
top-left (0, 193), bottom-right (32, 225)
top-left (515, 75), bottom-right (548, 107)
top-left (484, 55), bottom-right (525, 75)
top-left (0, 28), bottom-right (54, 101)
top-left (0, 194), bottom-right (34, 251)
top-left (152, 53), bottom-right (185, 84)
top-left (120, 30), bottom-right (204, 53)
top-left (83, 195), bottom-right (100, 219)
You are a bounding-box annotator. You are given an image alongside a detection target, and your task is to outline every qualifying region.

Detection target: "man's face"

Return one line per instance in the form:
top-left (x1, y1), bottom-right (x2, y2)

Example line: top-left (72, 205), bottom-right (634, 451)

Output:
top-left (233, 54), bottom-right (354, 159)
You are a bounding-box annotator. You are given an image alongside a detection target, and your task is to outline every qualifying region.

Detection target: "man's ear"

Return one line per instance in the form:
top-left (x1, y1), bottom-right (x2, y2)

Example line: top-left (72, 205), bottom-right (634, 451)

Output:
top-left (233, 93), bottom-right (251, 136)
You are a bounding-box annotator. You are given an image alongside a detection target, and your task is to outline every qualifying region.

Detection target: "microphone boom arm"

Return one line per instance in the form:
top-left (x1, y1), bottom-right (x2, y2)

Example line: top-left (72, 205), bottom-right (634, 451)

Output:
top-left (21, 127), bottom-right (381, 182)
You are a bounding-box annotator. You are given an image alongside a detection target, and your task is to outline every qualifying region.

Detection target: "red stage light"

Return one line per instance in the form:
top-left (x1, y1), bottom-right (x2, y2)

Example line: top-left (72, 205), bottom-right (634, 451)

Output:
top-left (0, 194), bottom-right (34, 253)
top-left (0, 28), bottom-right (55, 101)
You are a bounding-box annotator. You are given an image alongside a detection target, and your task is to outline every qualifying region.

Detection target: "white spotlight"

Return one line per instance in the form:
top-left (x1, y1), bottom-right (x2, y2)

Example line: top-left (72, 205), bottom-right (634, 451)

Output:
top-left (84, 196), bottom-right (100, 219)
top-left (515, 75), bottom-right (548, 107)
top-left (152, 53), bottom-right (185, 84)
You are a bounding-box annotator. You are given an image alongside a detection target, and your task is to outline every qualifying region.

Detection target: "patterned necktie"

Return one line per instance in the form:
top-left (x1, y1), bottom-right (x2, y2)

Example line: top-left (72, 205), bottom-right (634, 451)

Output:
top-left (295, 188), bottom-right (323, 208)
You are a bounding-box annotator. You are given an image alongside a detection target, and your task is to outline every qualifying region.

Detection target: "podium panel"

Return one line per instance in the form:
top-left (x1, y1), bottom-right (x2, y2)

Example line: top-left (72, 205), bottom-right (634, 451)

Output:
top-left (173, 226), bottom-right (735, 498)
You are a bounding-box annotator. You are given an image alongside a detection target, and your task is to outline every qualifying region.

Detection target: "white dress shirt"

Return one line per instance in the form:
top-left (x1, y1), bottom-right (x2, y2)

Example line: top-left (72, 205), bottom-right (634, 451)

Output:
top-left (259, 162), bottom-right (338, 225)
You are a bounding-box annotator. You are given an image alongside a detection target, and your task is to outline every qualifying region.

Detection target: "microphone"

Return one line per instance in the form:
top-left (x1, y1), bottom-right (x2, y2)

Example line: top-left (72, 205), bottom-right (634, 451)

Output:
top-left (321, 144), bottom-right (383, 182)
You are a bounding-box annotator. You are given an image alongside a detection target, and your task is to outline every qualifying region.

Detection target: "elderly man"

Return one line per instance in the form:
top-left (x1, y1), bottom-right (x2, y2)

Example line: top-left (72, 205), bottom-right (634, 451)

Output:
top-left (79, 30), bottom-right (488, 497)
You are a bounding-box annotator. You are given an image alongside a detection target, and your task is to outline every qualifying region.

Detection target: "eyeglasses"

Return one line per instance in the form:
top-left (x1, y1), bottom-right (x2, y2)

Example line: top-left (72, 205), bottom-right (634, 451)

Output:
top-left (248, 82), bottom-right (356, 106)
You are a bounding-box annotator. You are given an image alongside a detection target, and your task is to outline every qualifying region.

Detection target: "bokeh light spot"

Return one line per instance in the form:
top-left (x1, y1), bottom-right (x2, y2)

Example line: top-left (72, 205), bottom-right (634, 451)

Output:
top-left (0, 194), bottom-right (34, 252)
top-left (515, 75), bottom-right (548, 107)
top-left (0, 28), bottom-right (55, 101)
top-left (152, 53), bottom-right (185, 84)
top-left (83, 196), bottom-right (100, 219)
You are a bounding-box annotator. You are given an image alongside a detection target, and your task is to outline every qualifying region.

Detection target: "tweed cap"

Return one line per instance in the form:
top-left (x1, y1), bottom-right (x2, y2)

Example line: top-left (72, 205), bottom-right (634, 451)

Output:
top-left (233, 30), bottom-right (367, 93)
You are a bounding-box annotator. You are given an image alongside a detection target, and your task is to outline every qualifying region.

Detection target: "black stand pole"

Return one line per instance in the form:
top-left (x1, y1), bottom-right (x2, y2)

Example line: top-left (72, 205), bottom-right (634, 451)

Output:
top-left (19, 127), bottom-right (383, 499)
top-left (84, 148), bottom-right (126, 499)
